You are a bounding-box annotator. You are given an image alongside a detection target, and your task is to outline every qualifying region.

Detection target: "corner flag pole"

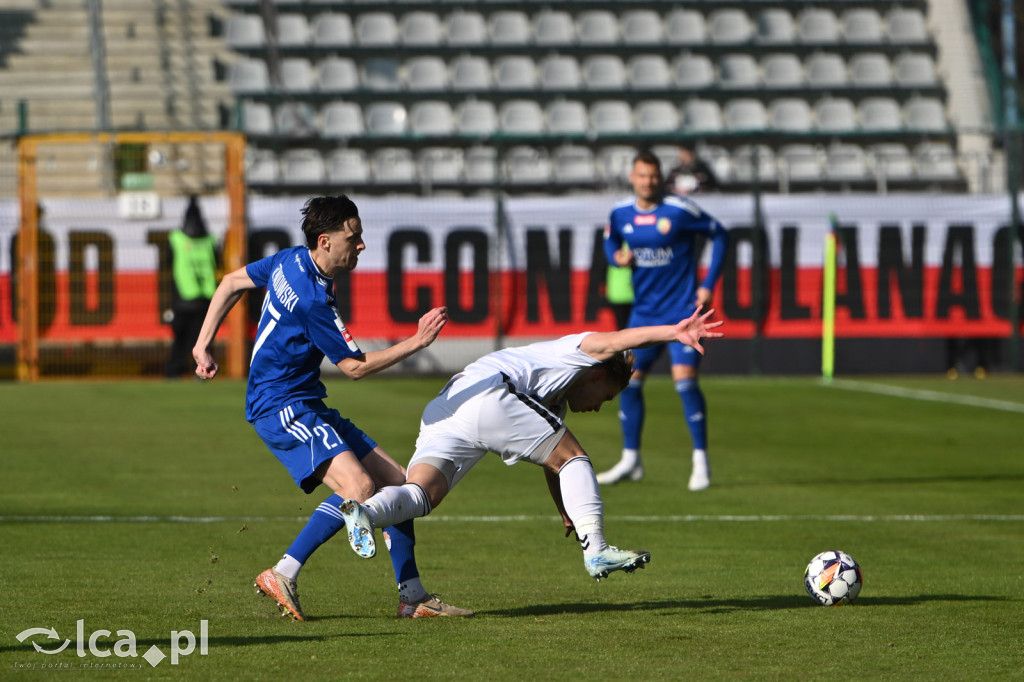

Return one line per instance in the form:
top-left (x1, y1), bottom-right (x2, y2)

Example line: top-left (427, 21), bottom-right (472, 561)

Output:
top-left (822, 213), bottom-right (838, 382)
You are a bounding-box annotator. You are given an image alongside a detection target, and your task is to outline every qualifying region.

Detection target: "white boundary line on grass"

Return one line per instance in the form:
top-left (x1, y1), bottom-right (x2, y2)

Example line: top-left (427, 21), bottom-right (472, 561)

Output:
top-left (828, 379), bottom-right (1024, 414)
top-left (1, 514), bottom-right (1023, 523)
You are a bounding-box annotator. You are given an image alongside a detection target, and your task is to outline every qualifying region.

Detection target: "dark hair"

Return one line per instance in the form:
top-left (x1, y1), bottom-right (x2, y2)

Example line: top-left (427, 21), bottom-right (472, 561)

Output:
top-left (632, 150), bottom-right (662, 176)
top-left (597, 350), bottom-right (635, 391)
top-left (300, 195), bottom-right (360, 248)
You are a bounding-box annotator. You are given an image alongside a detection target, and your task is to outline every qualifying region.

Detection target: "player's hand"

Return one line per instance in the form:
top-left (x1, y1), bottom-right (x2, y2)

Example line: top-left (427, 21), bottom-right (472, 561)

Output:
top-left (194, 348), bottom-right (219, 380)
top-left (415, 306), bottom-right (449, 348)
top-left (675, 306), bottom-right (725, 355)
top-left (613, 247), bottom-right (634, 267)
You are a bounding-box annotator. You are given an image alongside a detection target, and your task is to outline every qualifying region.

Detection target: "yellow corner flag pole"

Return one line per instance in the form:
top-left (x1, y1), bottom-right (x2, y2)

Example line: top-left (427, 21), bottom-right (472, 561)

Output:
top-left (822, 213), bottom-right (838, 382)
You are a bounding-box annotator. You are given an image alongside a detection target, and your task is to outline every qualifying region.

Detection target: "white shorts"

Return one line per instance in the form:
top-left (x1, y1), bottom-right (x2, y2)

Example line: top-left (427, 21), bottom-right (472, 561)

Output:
top-left (408, 373), bottom-right (567, 490)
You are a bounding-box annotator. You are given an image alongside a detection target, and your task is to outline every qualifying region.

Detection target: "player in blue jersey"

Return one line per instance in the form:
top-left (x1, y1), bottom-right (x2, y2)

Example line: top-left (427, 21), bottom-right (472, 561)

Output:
top-left (596, 151), bottom-right (730, 491)
top-left (192, 195), bottom-right (472, 620)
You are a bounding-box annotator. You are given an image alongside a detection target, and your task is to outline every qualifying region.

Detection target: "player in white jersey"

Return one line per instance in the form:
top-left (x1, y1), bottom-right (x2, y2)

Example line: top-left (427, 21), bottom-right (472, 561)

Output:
top-left (336, 308), bottom-right (724, 582)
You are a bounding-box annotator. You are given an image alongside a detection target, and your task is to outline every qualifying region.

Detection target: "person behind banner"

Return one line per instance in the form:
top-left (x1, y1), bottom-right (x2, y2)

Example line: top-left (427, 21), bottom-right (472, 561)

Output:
top-left (597, 150), bottom-right (730, 491)
top-left (192, 195), bottom-right (473, 620)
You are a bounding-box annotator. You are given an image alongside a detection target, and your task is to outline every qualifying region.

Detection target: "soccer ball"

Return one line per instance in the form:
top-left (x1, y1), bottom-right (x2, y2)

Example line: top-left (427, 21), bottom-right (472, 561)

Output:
top-left (804, 550), bottom-right (862, 606)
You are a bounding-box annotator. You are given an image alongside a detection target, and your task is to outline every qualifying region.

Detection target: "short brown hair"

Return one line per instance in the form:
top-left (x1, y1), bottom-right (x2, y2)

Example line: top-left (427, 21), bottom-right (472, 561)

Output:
top-left (633, 150), bottom-right (662, 175)
top-left (597, 350), bottom-right (635, 391)
top-left (300, 195), bottom-right (359, 248)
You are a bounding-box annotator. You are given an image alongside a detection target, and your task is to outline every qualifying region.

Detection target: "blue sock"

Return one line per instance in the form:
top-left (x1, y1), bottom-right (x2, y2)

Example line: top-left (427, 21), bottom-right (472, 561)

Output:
top-left (676, 378), bottom-right (707, 451)
top-left (383, 520), bottom-right (420, 585)
top-left (285, 494), bottom-right (346, 565)
top-left (619, 379), bottom-right (645, 450)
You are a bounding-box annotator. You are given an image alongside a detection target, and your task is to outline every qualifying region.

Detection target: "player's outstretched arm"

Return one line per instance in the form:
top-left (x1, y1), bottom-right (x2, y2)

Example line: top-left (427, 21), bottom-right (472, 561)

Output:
top-left (336, 306), bottom-right (449, 380)
top-left (193, 267), bottom-right (257, 380)
top-left (580, 306), bottom-right (725, 361)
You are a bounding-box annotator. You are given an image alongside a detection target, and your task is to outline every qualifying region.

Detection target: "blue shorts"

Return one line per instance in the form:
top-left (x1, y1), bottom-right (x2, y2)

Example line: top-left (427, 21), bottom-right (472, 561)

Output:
top-left (251, 399), bottom-right (378, 494)
top-left (628, 308), bottom-right (702, 373)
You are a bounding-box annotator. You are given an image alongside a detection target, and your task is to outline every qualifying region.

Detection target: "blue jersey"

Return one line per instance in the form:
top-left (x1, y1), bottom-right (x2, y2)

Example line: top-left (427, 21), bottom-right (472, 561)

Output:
top-left (605, 194), bottom-right (729, 322)
top-left (244, 246), bottom-right (363, 421)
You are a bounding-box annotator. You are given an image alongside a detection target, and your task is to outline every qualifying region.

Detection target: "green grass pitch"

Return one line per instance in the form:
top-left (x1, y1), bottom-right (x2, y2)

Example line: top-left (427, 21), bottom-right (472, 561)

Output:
top-left (1, 375), bottom-right (1022, 680)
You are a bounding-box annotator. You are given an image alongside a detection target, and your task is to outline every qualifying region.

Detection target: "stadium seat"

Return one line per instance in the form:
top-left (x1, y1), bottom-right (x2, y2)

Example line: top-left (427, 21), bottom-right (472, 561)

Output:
top-left (538, 55), bottom-right (582, 91)
top-left (533, 10), bottom-right (575, 45)
top-left (546, 100), bottom-right (589, 135)
top-left (620, 10), bottom-right (664, 45)
top-left (634, 100), bottom-right (680, 133)
top-left (241, 101), bottom-right (273, 135)
top-left (768, 98), bottom-right (813, 132)
top-left (597, 145), bottom-right (638, 181)
top-left (673, 53), bottom-right (716, 89)
top-left (718, 54), bottom-right (760, 89)
top-left (494, 56), bottom-right (538, 90)
top-left (627, 55), bottom-right (671, 89)
top-left (318, 57), bottom-right (359, 92)
top-left (362, 58), bottom-right (402, 91)
top-left (321, 102), bottom-right (364, 138)
top-left (364, 102), bottom-right (408, 136)
top-left (228, 58), bottom-right (269, 94)
top-left (779, 144), bottom-right (822, 181)
top-left (276, 14), bottom-right (310, 47)
top-left (311, 13), bottom-right (353, 47)
top-left (406, 56), bottom-right (449, 92)
top-left (464, 145), bottom-right (497, 182)
top-left (841, 8), bottom-right (884, 43)
top-left (651, 145), bottom-right (680, 176)
top-left (450, 55), bottom-right (491, 91)
top-left (281, 149), bottom-right (325, 184)
top-left (858, 97), bottom-right (903, 131)
top-left (226, 14), bottom-right (264, 48)
top-left (732, 145), bottom-right (777, 181)
top-left (355, 12), bottom-right (399, 46)
top-left (372, 148), bottom-right (417, 183)
top-left (755, 8), bottom-right (795, 44)
top-left (498, 100), bottom-right (545, 135)
top-left (445, 11), bottom-right (487, 46)
top-left (409, 101), bottom-right (454, 136)
top-left (279, 58), bottom-right (315, 93)
top-left (904, 97), bottom-right (947, 131)
top-left (418, 147), bottom-right (464, 184)
top-left (246, 148), bottom-right (279, 183)
top-left (488, 11), bottom-right (531, 46)
top-left (708, 9), bottom-right (753, 44)
top-left (590, 100), bottom-right (634, 134)
top-left (849, 52), bottom-right (893, 86)
top-left (400, 11), bottom-right (443, 46)
top-left (582, 55), bottom-right (627, 90)
top-left (869, 143), bottom-right (914, 180)
top-left (275, 102), bottom-right (317, 136)
top-left (913, 142), bottom-right (958, 179)
top-left (814, 97), bottom-right (858, 132)
top-left (724, 98), bottom-right (767, 130)
top-left (504, 146), bottom-right (552, 183)
top-left (577, 10), bottom-right (619, 45)
top-left (552, 145), bottom-right (597, 183)
top-left (455, 100), bottom-right (497, 136)
top-left (326, 148), bottom-right (370, 184)
top-left (761, 53), bottom-right (804, 88)
top-left (825, 143), bottom-right (869, 181)
top-left (700, 144), bottom-right (733, 183)
top-left (665, 9), bottom-right (707, 45)
top-left (893, 53), bottom-right (938, 87)
top-left (806, 53), bottom-right (848, 88)
top-left (797, 8), bottom-right (840, 43)
top-left (682, 99), bottom-right (724, 132)
top-left (886, 7), bottom-right (929, 43)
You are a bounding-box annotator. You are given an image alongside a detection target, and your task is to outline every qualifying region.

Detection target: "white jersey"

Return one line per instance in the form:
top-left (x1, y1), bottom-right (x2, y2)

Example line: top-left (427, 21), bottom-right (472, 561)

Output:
top-left (456, 332), bottom-right (599, 419)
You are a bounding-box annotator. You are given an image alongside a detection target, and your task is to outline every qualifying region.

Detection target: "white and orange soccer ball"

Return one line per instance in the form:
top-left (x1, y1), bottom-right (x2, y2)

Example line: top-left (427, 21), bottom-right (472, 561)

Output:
top-left (804, 550), bottom-right (863, 606)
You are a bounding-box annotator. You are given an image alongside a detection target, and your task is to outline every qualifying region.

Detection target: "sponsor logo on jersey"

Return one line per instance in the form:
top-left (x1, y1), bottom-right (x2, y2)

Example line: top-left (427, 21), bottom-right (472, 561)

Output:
top-left (657, 218), bottom-right (672, 234)
top-left (634, 214), bottom-right (657, 226)
top-left (633, 246), bottom-right (673, 267)
top-left (294, 253), bottom-right (305, 272)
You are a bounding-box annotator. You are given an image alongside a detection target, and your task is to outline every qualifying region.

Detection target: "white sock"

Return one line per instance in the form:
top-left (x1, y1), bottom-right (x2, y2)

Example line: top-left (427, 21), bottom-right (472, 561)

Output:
top-left (692, 449), bottom-right (708, 472)
top-left (399, 576), bottom-right (428, 604)
top-left (363, 483), bottom-right (431, 528)
top-left (274, 554), bottom-right (302, 580)
top-left (620, 448), bottom-right (640, 468)
top-left (559, 457), bottom-right (607, 557)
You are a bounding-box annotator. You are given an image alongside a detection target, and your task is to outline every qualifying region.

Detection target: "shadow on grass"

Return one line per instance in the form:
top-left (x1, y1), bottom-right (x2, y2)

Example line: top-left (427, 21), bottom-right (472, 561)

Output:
top-left (0, 632), bottom-right (399, 655)
top-left (483, 593), bottom-right (1013, 617)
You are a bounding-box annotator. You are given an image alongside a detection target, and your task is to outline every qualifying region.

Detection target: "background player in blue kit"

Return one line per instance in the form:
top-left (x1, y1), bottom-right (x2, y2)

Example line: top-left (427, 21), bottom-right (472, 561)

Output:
top-left (596, 151), bottom-right (730, 491)
top-left (193, 195), bottom-right (472, 620)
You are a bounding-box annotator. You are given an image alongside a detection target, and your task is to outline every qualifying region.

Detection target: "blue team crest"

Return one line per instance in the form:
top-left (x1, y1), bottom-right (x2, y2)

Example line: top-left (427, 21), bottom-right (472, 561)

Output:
top-left (657, 217), bottom-right (672, 234)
